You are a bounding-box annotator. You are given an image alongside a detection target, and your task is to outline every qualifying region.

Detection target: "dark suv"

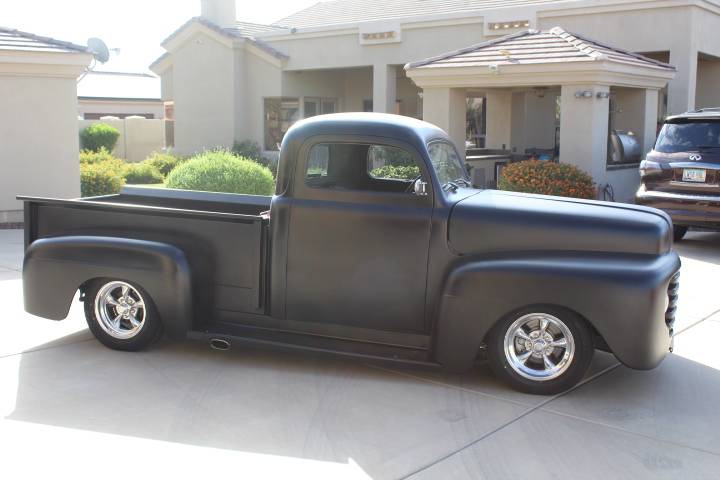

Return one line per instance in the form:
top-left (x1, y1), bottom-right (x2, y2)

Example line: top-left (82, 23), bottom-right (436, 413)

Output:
top-left (636, 108), bottom-right (720, 241)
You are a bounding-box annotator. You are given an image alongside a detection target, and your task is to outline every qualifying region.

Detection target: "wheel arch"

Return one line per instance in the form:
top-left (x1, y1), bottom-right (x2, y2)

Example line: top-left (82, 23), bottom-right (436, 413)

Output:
top-left (23, 236), bottom-right (193, 340)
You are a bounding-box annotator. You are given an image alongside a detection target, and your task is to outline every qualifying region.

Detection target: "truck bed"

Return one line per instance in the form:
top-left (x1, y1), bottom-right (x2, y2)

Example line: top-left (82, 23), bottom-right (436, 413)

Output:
top-left (20, 187), bottom-right (273, 326)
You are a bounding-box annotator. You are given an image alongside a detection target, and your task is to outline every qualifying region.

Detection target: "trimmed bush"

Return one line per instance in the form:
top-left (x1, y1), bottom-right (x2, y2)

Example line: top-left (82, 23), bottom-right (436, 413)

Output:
top-left (370, 165), bottom-right (421, 180)
top-left (165, 150), bottom-right (275, 195)
top-left (143, 151), bottom-right (184, 177)
top-left (498, 160), bottom-right (596, 199)
top-left (80, 123), bottom-right (120, 152)
top-left (80, 162), bottom-right (125, 197)
top-left (233, 139), bottom-right (278, 177)
top-left (79, 147), bottom-right (116, 165)
top-left (124, 162), bottom-right (164, 184)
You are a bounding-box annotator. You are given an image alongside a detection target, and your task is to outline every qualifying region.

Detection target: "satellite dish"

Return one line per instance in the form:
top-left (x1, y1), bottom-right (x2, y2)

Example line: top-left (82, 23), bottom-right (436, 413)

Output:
top-left (87, 37), bottom-right (110, 63)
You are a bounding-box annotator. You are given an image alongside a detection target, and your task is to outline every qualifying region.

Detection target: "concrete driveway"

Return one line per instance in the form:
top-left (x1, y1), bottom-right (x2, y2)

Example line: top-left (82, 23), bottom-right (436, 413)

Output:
top-left (1, 228), bottom-right (720, 479)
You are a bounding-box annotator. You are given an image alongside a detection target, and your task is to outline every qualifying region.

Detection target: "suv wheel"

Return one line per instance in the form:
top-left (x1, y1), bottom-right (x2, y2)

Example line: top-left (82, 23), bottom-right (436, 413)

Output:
top-left (84, 279), bottom-right (163, 351)
top-left (487, 307), bottom-right (593, 395)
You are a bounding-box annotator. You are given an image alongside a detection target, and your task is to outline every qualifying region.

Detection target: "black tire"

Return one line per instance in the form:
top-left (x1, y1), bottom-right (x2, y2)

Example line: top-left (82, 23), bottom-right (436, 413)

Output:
top-left (487, 306), bottom-right (594, 395)
top-left (673, 225), bottom-right (688, 242)
top-left (84, 278), bottom-right (163, 351)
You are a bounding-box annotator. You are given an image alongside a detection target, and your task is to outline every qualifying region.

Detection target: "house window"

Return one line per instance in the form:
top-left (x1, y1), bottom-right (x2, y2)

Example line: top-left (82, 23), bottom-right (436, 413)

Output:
top-left (264, 97), bottom-right (299, 150)
top-left (304, 97), bottom-right (337, 118)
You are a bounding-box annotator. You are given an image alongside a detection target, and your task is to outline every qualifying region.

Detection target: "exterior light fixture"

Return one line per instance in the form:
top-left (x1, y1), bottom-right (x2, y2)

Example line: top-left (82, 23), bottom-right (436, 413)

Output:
top-left (488, 63), bottom-right (499, 74)
top-left (575, 90), bottom-right (594, 99)
top-left (596, 91), bottom-right (610, 99)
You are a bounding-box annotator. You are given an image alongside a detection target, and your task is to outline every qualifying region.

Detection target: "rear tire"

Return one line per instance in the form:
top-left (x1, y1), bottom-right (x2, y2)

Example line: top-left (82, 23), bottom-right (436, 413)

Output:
top-left (673, 225), bottom-right (688, 242)
top-left (487, 307), bottom-right (594, 395)
top-left (84, 279), bottom-right (163, 351)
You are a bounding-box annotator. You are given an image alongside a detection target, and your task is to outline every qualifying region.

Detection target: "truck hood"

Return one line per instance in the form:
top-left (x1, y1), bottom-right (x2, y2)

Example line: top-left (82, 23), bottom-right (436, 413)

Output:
top-left (449, 190), bottom-right (673, 256)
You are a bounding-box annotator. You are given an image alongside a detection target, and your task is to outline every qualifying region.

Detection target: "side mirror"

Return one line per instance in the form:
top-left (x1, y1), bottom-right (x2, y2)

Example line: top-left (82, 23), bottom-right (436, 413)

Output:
top-left (414, 179), bottom-right (428, 196)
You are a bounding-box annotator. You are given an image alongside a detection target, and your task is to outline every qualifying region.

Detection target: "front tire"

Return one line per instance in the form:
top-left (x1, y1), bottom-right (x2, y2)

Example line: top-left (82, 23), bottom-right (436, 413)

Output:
top-left (84, 279), bottom-right (163, 351)
top-left (487, 307), bottom-right (594, 395)
top-left (673, 225), bottom-right (688, 242)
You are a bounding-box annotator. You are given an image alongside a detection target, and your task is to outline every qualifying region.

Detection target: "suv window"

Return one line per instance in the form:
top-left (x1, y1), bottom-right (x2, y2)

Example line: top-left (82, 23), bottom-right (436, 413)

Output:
top-left (655, 120), bottom-right (720, 153)
top-left (305, 143), bottom-right (423, 193)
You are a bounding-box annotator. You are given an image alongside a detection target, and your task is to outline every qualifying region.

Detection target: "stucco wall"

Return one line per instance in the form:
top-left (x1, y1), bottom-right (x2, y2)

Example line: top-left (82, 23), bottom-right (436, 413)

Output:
top-left (78, 99), bottom-right (164, 119)
top-left (0, 74), bottom-right (83, 222)
top-left (696, 58), bottom-right (720, 108)
top-left (510, 91), bottom-right (557, 154)
top-left (79, 118), bottom-right (167, 162)
top-left (172, 31), bottom-right (235, 155)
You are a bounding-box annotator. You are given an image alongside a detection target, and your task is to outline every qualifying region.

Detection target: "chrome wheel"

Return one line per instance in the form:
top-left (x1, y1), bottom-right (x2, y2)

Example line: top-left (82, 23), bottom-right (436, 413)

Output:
top-left (503, 313), bottom-right (575, 382)
top-left (94, 281), bottom-right (146, 339)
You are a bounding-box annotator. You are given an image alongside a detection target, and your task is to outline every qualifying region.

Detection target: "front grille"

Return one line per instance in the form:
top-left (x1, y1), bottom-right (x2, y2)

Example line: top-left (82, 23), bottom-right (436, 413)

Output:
top-left (666, 271), bottom-right (680, 330)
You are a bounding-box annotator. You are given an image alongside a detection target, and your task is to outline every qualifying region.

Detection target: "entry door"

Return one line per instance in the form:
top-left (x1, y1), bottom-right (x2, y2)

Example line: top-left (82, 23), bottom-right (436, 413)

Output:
top-left (285, 140), bottom-right (433, 334)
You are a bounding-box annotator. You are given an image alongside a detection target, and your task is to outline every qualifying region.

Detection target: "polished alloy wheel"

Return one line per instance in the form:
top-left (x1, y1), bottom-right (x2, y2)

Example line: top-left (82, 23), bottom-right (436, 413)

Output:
top-left (503, 313), bottom-right (575, 381)
top-left (94, 281), bottom-right (147, 339)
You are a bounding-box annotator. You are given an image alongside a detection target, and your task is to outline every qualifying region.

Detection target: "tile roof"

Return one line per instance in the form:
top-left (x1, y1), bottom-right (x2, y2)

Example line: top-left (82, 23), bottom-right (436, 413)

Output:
top-left (276, 0), bottom-right (577, 29)
top-left (0, 26), bottom-right (89, 54)
top-left (77, 71), bottom-right (160, 100)
top-left (406, 27), bottom-right (676, 71)
top-left (235, 21), bottom-right (286, 35)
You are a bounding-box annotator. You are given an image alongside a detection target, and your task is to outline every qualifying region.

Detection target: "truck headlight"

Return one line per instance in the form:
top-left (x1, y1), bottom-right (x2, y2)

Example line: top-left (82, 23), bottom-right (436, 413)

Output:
top-left (639, 160), bottom-right (662, 178)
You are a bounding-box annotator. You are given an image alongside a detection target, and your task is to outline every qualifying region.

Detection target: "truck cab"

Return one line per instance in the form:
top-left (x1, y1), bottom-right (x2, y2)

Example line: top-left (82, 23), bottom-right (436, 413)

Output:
top-left (20, 113), bottom-right (680, 395)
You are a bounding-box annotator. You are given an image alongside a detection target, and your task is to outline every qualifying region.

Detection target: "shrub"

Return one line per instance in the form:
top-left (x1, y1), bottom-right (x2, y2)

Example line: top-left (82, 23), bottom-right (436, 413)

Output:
top-left (165, 150), bottom-right (275, 195)
top-left (79, 147), bottom-right (116, 165)
top-left (80, 123), bottom-right (120, 152)
top-left (498, 160), bottom-right (596, 199)
top-left (233, 139), bottom-right (278, 177)
top-left (370, 165), bottom-right (421, 180)
top-left (80, 162), bottom-right (125, 197)
top-left (124, 162), bottom-right (164, 184)
top-left (143, 151), bottom-right (184, 177)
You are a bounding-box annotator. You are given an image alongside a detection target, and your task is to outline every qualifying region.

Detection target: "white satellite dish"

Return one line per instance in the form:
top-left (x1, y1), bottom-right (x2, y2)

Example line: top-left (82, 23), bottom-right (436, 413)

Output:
top-left (87, 37), bottom-right (110, 63)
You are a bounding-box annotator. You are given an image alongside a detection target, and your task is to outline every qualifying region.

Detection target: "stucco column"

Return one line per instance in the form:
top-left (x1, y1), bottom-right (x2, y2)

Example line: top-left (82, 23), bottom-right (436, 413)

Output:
top-left (421, 87), bottom-right (467, 158)
top-left (559, 85), bottom-right (610, 188)
top-left (373, 64), bottom-right (397, 113)
top-left (668, 47), bottom-right (698, 114)
top-left (485, 90), bottom-right (512, 150)
top-left (641, 88), bottom-right (660, 155)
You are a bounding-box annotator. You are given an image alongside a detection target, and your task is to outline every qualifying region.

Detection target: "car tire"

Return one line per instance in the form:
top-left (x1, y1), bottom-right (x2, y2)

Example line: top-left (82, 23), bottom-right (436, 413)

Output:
top-left (487, 307), bottom-right (594, 395)
top-left (84, 278), bottom-right (163, 351)
top-left (673, 225), bottom-right (688, 242)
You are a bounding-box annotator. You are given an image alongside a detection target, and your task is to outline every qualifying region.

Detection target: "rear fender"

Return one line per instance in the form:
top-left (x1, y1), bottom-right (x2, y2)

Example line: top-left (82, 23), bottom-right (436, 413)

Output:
top-left (23, 236), bottom-right (192, 339)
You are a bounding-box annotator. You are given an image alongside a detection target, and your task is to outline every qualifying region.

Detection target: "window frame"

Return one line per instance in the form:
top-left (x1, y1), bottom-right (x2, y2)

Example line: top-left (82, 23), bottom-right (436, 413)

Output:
top-left (294, 135), bottom-right (434, 206)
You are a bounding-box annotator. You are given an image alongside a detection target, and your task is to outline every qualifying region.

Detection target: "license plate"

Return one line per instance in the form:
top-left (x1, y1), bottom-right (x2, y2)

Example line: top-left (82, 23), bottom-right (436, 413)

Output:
top-left (682, 168), bottom-right (706, 182)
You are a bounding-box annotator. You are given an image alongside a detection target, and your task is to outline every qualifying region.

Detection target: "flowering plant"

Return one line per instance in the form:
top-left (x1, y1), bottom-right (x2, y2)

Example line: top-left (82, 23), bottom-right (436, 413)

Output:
top-left (498, 160), bottom-right (596, 199)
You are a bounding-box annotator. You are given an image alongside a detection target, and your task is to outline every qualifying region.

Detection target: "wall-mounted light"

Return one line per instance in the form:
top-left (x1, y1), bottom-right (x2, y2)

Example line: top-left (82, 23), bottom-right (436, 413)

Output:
top-left (596, 91), bottom-right (610, 99)
top-left (488, 63), bottom-right (499, 74)
top-left (575, 90), bottom-right (594, 99)
top-left (488, 20), bottom-right (531, 31)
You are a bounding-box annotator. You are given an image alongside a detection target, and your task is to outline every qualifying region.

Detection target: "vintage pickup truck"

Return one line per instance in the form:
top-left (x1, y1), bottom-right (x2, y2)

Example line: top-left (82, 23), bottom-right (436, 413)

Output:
top-left (20, 113), bottom-right (680, 395)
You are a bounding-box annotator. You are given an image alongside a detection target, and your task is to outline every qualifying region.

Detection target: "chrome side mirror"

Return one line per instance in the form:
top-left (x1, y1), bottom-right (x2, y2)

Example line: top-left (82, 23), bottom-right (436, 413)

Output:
top-left (414, 179), bottom-right (428, 196)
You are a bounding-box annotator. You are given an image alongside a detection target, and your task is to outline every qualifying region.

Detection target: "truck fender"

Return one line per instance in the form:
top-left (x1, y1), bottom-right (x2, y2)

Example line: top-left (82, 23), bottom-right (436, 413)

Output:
top-left (433, 252), bottom-right (680, 371)
top-left (23, 236), bottom-right (193, 340)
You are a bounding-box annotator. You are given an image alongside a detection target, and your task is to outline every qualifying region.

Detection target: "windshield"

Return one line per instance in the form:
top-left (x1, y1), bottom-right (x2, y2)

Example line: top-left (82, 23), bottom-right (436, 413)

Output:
top-left (427, 141), bottom-right (469, 186)
top-left (655, 121), bottom-right (720, 153)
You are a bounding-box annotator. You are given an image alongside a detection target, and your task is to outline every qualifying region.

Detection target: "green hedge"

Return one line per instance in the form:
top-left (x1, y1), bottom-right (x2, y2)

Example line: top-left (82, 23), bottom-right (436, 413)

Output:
top-left (124, 162), bottom-right (164, 184)
top-left (165, 150), bottom-right (275, 195)
top-left (79, 147), bottom-right (117, 165)
top-left (80, 162), bottom-right (125, 197)
top-left (370, 165), bottom-right (421, 180)
top-left (80, 123), bottom-right (120, 152)
top-left (143, 152), bottom-right (184, 177)
top-left (233, 139), bottom-right (278, 177)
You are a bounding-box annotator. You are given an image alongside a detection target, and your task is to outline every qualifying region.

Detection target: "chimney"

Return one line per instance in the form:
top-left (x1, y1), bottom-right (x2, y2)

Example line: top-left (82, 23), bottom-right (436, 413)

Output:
top-left (200, 0), bottom-right (236, 29)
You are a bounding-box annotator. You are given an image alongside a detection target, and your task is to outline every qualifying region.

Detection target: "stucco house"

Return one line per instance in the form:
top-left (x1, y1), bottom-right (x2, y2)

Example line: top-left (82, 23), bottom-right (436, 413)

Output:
top-left (151, 0), bottom-right (720, 201)
top-left (0, 27), bottom-right (92, 225)
top-left (77, 70), bottom-right (163, 120)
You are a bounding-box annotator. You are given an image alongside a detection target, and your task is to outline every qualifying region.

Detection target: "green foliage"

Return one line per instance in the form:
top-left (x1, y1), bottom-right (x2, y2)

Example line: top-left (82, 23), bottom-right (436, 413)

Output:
top-left (370, 165), bottom-right (421, 180)
top-left (79, 147), bottom-right (117, 165)
top-left (80, 123), bottom-right (120, 152)
top-left (233, 139), bottom-right (278, 177)
top-left (143, 151), bottom-right (184, 177)
top-left (165, 150), bottom-right (275, 195)
top-left (124, 162), bottom-right (164, 184)
top-left (498, 160), bottom-right (596, 199)
top-left (80, 162), bottom-right (125, 197)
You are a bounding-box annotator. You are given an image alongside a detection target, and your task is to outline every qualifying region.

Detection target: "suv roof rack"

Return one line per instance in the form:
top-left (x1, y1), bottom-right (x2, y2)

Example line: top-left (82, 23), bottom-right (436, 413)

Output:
top-left (690, 107), bottom-right (720, 113)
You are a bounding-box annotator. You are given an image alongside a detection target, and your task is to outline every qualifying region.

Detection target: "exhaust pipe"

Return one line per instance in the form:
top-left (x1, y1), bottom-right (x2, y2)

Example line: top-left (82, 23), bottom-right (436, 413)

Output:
top-left (210, 338), bottom-right (231, 351)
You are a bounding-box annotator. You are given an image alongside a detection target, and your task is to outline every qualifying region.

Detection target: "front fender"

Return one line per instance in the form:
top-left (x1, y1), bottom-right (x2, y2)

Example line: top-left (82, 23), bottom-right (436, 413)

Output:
top-left (434, 251), bottom-right (680, 371)
top-left (23, 236), bottom-right (192, 340)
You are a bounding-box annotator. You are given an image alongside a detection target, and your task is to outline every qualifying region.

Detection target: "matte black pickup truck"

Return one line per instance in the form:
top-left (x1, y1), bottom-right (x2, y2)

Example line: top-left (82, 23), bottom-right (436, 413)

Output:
top-left (20, 113), bottom-right (680, 395)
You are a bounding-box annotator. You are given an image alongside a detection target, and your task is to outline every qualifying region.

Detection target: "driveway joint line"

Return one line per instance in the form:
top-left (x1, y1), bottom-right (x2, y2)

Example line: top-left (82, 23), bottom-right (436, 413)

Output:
top-left (0, 337), bottom-right (94, 360)
top-left (398, 361), bottom-right (621, 479)
top-left (539, 406), bottom-right (720, 458)
top-left (673, 308), bottom-right (720, 337)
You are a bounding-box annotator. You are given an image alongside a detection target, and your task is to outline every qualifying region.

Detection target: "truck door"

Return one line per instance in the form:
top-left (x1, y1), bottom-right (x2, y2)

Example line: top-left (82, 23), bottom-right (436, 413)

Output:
top-left (285, 137), bottom-right (433, 334)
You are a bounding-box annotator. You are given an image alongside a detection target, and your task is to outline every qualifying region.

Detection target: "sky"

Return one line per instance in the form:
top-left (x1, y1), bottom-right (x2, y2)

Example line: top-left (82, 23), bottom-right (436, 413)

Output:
top-left (1, 0), bottom-right (319, 72)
